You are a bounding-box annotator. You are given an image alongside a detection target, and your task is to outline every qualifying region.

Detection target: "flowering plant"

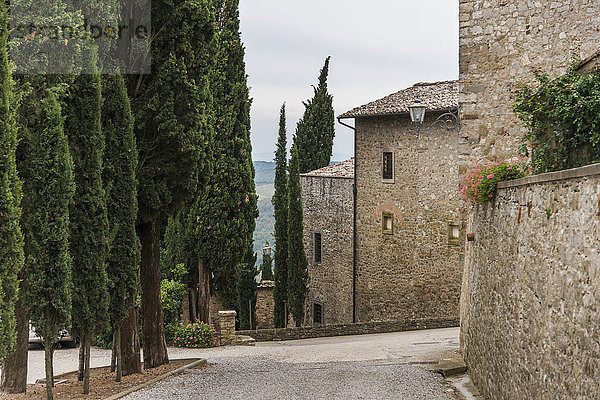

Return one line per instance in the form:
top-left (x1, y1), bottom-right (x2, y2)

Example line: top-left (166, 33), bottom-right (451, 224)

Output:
top-left (166, 321), bottom-right (219, 348)
top-left (459, 161), bottom-right (526, 205)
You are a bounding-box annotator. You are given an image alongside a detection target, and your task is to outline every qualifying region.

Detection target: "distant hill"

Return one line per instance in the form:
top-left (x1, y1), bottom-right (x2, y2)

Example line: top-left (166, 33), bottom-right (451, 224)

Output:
top-left (254, 160), bottom-right (275, 186)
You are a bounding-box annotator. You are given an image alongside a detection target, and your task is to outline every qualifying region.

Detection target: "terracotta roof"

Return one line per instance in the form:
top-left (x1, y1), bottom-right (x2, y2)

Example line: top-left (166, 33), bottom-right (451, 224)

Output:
top-left (338, 80), bottom-right (458, 119)
top-left (301, 158), bottom-right (354, 179)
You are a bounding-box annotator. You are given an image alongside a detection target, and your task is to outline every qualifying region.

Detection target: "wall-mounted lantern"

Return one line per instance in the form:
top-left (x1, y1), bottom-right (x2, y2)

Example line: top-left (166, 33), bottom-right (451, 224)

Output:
top-left (262, 243), bottom-right (272, 257)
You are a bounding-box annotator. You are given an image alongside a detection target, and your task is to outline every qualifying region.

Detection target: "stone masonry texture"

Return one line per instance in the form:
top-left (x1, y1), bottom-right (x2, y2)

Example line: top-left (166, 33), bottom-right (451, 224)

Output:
top-left (256, 280), bottom-right (275, 329)
top-left (458, 0), bottom-right (600, 167)
top-left (354, 114), bottom-right (462, 323)
top-left (218, 310), bottom-right (236, 346)
top-left (301, 173), bottom-right (354, 325)
top-left (463, 164), bottom-right (600, 399)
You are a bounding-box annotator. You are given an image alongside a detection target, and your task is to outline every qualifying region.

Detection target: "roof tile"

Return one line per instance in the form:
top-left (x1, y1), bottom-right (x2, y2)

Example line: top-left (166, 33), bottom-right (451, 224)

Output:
top-left (338, 80), bottom-right (458, 119)
top-left (301, 158), bottom-right (354, 178)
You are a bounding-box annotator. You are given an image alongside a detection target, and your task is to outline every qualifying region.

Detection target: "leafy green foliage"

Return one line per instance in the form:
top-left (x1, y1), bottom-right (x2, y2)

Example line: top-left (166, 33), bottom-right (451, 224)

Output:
top-left (102, 74), bottom-right (140, 332)
top-left (65, 50), bottom-right (109, 338)
top-left (459, 161), bottom-right (526, 205)
top-left (0, 2), bottom-right (24, 364)
top-left (167, 0), bottom-right (257, 313)
top-left (287, 146), bottom-right (308, 326)
top-left (272, 104), bottom-right (288, 328)
top-left (166, 321), bottom-right (218, 348)
top-left (294, 57), bottom-right (335, 174)
top-left (23, 91), bottom-right (75, 346)
top-left (513, 62), bottom-right (600, 173)
top-left (160, 279), bottom-right (187, 327)
top-left (236, 247), bottom-right (257, 330)
top-left (130, 0), bottom-right (216, 223)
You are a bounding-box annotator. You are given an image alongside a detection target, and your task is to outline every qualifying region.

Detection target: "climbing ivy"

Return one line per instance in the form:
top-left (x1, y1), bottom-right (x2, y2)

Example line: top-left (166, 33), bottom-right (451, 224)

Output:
top-left (513, 60), bottom-right (600, 174)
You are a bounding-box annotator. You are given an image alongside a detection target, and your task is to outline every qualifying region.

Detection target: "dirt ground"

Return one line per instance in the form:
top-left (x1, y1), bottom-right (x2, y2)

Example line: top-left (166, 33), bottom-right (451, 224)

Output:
top-left (1, 360), bottom-right (203, 400)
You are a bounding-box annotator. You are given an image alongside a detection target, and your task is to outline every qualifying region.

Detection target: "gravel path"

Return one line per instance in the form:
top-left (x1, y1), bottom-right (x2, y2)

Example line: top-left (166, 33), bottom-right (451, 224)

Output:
top-left (123, 328), bottom-right (460, 400)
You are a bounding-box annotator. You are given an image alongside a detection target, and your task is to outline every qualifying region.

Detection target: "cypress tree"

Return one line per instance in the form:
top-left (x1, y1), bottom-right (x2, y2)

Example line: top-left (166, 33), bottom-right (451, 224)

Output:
top-left (126, 0), bottom-right (216, 369)
top-left (174, 0), bottom-right (257, 320)
top-left (102, 74), bottom-right (140, 381)
top-left (287, 146), bottom-right (309, 327)
top-left (0, 0), bottom-right (24, 368)
top-left (295, 56), bottom-right (335, 173)
top-left (65, 49), bottom-right (109, 395)
top-left (24, 91), bottom-right (75, 400)
top-left (236, 246), bottom-right (257, 330)
top-left (260, 241), bottom-right (273, 281)
top-left (272, 103), bottom-right (288, 327)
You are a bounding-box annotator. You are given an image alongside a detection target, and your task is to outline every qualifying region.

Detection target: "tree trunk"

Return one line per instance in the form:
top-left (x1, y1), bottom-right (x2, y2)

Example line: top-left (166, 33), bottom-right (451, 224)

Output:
top-left (111, 331), bottom-right (117, 372)
top-left (139, 218), bottom-right (169, 369)
top-left (189, 289), bottom-right (197, 322)
top-left (44, 313), bottom-right (54, 400)
top-left (115, 323), bottom-right (122, 382)
top-left (0, 265), bottom-right (28, 394)
top-left (83, 330), bottom-right (91, 394)
top-left (77, 330), bottom-right (85, 381)
top-left (120, 304), bottom-right (141, 376)
top-left (198, 258), bottom-right (210, 323)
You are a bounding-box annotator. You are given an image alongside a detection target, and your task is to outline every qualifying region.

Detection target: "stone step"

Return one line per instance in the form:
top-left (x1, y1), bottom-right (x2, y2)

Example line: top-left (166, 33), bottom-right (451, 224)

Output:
top-left (234, 335), bottom-right (256, 346)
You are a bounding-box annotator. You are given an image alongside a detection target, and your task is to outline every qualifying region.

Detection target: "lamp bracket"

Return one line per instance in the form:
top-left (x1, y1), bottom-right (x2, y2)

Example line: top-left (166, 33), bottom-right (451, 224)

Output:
top-left (413, 108), bottom-right (460, 138)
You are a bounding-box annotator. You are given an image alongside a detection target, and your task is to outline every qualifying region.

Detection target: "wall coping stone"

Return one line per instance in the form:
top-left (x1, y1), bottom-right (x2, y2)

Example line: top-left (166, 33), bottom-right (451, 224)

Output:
top-left (218, 310), bottom-right (236, 317)
top-left (237, 318), bottom-right (459, 342)
top-left (498, 163), bottom-right (600, 189)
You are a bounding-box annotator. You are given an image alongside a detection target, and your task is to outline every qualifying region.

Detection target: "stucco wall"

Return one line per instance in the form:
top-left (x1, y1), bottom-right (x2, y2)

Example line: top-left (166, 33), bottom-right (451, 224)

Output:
top-left (458, 0), bottom-right (600, 166)
top-left (354, 114), bottom-right (462, 323)
top-left (301, 175), bottom-right (354, 325)
top-left (463, 164), bottom-right (600, 399)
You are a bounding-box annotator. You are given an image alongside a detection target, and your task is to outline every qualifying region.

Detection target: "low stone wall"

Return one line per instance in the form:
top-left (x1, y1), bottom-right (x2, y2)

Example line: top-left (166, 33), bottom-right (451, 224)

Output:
top-left (462, 163), bottom-right (600, 399)
top-left (237, 317), bottom-right (458, 342)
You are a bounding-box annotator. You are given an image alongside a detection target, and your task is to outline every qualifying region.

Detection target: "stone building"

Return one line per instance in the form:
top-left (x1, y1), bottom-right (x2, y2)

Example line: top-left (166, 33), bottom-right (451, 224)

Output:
top-left (301, 159), bottom-right (354, 325)
top-left (302, 81), bottom-right (463, 325)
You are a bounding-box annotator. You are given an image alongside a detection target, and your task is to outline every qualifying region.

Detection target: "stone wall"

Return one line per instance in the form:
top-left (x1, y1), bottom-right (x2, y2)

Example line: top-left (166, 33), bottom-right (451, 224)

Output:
top-left (354, 114), bottom-right (463, 323)
top-left (463, 164), bottom-right (600, 399)
top-left (301, 174), bottom-right (354, 325)
top-left (256, 280), bottom-right (275, 329)
top-left (237, 317), bottom-right (458, 342)
top-left (458, 0), bottom-right (600, 166)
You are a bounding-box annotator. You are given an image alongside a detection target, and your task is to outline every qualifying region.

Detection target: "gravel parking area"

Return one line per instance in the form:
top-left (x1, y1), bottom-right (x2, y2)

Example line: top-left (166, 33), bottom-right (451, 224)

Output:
top-left (123, 328), bottom-right (460, 400)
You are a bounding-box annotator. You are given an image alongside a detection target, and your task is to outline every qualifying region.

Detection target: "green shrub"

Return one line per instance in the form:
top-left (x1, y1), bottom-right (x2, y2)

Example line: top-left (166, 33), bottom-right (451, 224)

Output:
top-left (459, 161), bottom-right (526, 205)
top-left (513, 62), bottom-right (600, 173)
top-left (160, 279), bottom-right (187, 327)
top-left (166, 322), bottom-right (218, 348)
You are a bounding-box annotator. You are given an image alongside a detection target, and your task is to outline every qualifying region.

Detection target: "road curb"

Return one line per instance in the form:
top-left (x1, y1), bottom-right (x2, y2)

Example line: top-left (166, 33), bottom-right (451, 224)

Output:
top-left (104, 358), bottom-right (207, 400)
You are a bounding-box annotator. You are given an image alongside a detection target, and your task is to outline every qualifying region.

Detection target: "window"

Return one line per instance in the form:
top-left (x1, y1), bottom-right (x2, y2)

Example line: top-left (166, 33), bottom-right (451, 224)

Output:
top-left (382, 151), bottom-right (394, 181)
top-left (382, 211), bottom-right (393, 235)
top-left (314, 232), bottom-right (322, 264)
top-left (313, 303), bottom-right (323, 324)
top-left (448, 220), bottom-right (460, 245)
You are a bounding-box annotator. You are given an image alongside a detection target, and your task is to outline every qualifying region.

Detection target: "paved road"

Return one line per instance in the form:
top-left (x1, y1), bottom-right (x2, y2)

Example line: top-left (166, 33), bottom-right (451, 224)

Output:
top-left (122, 328), bottom-right (461, 400)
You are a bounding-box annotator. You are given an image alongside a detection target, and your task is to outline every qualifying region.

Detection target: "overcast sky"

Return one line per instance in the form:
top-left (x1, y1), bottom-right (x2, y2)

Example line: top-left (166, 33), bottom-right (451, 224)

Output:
top-left (239, 1), bottom-right (459, 161)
